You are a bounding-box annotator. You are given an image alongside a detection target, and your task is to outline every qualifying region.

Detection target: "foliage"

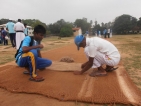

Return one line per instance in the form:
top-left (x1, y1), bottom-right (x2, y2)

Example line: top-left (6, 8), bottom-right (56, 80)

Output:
top-left (74, 18), bottom-right (91, 34)
top-left (112, 14), bottom-right (137, 34)
top-left (22, 19), bottom-right (47, 29)
top-left (60, 24), bottom-right (73, 37)
top-left (0, 14), bottom-right (141, 35)
top-left (47, 19), bottom-right (66, 34)
top-left (137, 17), bottom-right (141, 27)
top-left (0, 18), bottom-right (9, 25)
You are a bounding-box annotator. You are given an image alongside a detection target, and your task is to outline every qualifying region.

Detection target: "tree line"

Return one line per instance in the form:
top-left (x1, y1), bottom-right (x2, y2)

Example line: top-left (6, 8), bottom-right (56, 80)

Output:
top-left (0, 14), bottom-right (141, 36)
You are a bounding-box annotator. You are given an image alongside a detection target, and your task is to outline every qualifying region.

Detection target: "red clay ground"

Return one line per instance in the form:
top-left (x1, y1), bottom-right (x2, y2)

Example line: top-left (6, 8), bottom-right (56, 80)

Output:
top-left (0, 42), bottom-right (141, 106)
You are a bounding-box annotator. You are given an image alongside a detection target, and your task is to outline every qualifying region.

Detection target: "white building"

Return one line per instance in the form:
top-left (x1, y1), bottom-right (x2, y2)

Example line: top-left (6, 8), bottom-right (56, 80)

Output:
top-left (0, 24), bottom-right (33, 36)
top-left (72, 27), bottom-right (82, 36)
top-left (27, 26), bottom-right (33, 36)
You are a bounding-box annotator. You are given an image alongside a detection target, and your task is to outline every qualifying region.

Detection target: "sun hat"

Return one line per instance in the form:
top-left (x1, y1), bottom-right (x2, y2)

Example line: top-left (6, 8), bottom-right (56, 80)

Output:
top-left (74, 35), bottom-right (84, 50)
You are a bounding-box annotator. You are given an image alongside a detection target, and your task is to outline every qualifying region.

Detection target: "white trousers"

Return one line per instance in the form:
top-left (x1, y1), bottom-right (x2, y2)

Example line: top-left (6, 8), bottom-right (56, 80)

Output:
top-left (84, 48), bottom-right (120, 68)
top-left (16, 32), bottom-right (25, 49)
top-left (110, 33), bottom-right (112, 37)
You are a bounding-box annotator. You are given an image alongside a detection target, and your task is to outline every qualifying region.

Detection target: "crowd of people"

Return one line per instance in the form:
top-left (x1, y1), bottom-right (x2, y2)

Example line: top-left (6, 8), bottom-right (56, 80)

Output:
top-left (93, 28), bottom-right (112, 38)
top-left (0, 19), bottom-right (28, 49)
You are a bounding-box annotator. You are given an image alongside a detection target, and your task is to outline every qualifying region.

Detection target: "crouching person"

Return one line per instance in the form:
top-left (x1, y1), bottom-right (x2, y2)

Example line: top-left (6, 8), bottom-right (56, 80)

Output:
top-left (15, 25), bottom-right (52, 82)
top-left (73, 35), bottom-right (120, 77)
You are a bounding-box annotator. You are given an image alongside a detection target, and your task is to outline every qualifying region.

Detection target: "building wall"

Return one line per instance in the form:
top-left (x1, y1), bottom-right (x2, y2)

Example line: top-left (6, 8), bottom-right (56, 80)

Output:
top-left (27, 26), bottom-right (33, 36)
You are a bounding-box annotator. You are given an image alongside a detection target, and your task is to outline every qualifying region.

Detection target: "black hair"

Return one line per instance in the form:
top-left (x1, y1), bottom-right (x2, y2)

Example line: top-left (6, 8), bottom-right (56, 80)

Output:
top-left (18, 19), bottom-right (21, 22)
top-left (24, 23), bottom-right (27, 26)
top-left (33, 25), bottom-right (46, 35)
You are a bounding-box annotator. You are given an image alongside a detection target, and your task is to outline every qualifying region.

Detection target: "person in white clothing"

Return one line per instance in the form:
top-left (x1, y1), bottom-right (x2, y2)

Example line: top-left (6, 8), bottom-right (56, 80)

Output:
top-left (98, 30), bottom-right (101, 37)
top-left (107, 28), bottom-right (110, 38)
top-left (14, 19), bottom-right (25, 49)
top-left (74, 35), bottom-right (120, 77)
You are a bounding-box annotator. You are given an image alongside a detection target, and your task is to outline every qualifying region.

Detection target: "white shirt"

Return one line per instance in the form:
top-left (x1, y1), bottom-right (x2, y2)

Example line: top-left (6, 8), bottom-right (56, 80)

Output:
top-left (107, 29), bottom-right (110, 33)
top-left (84, 37), bottom-right (120, 58)
top-left (14, 22), bottom-right (25, 31)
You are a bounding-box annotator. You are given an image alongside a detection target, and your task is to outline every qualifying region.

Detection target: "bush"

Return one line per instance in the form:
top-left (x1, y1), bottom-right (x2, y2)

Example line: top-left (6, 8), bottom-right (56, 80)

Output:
top-left (60, 25), bottom-right (73, 37)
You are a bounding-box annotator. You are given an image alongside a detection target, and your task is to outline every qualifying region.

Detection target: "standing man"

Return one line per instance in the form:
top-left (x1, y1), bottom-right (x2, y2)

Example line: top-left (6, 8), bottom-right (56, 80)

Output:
top-left (107, 28), bottom-right (110, 38)
top-left (14, 19), bottom-right (25, 49)
top-left (73, 35), bottom-right (120, 77)
top-left (85, 31), bottom-right (89, 37)
top-left (103, 28), bottom-right (107, 38)
top-left (24, 23), bottom-right (28, 36)
top-left (98, 30), bottom-right (101, 37)
top-left (6, 19), bottom-right (16, 48)
top-left (1, 28), bottom-right (8, 45)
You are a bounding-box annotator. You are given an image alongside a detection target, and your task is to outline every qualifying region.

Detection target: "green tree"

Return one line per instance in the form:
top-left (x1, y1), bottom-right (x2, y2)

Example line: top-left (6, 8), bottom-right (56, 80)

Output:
top-left (74, 18), bottom-right (91, 34)
top-left (0, 18), bottom-right (9, 24)
top-left (22, 19), bottom-right (47, 29)
top-left (47, 19), bottom-right (66, 35)
top-left (137, 17), bottom-right (141, 27)
top-left (60, 23), bottom-right (73, 37)
top-left (112, 14), bottom-right (137, 34)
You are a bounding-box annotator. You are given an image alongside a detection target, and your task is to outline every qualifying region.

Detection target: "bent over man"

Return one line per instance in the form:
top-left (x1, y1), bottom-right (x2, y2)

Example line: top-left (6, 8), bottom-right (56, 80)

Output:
top-left (74, 35), bottom-right (120, 77)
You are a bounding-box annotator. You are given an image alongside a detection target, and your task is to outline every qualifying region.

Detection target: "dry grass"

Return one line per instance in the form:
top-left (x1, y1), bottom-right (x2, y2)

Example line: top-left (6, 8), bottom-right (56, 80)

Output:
top-left (110, 34), bottom-right (141, 90)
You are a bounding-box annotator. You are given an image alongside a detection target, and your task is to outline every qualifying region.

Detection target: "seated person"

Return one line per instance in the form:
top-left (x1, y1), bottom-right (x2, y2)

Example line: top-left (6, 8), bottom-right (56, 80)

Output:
top-left (15, 25), bottom-right (52, 82)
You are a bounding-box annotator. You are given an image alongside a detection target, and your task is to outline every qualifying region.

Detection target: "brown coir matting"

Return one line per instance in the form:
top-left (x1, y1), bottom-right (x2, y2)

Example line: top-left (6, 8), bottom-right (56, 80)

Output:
top-left (0, 44), bottom-right (141, 105)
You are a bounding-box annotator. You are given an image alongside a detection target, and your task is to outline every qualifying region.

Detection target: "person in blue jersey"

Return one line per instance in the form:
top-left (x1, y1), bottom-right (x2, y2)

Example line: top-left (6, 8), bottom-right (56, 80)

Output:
top-left (24, 23), bottom-right (28, 36)
top-left (103, 28), bottom-right (107, 38)
top-left (6, 19), bottom-right (16, 48)
top-left (1, 28), bottom-right (8, 45)
top-left (15, 25), bottom-right (52, 82)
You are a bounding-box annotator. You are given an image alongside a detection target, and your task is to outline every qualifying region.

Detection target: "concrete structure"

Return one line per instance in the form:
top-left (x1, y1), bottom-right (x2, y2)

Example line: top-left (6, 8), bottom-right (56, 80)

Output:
top-left (72, 27), bottom-right (82, 36)
top-left (27, 26), bottom-right (33, 36)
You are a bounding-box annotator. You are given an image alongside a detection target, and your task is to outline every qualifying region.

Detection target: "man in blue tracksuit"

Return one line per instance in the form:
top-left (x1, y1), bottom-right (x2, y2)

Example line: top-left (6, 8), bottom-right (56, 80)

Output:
top-left (15, 25), bottom-right (52, 82)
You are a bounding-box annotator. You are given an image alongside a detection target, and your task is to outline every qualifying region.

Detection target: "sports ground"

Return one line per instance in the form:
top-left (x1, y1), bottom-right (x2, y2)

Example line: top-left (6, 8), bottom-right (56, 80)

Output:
top-left (0, 35), bottom-right (141, 106)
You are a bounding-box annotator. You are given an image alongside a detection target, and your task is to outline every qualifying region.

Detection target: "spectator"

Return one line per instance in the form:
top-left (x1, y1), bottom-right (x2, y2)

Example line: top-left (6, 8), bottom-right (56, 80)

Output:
top-left (24, 23), bottom-right (28, 36)
top-left (103, 28), bottom-right (107, 38)
top-left (6, 18), bottom-right (16, 48)
top-left (14, 19), bottom-right (25, 49)
top-left (107, 28), bottom-right (110, 38)
top-left (1, 28), bottom-right (8, 45)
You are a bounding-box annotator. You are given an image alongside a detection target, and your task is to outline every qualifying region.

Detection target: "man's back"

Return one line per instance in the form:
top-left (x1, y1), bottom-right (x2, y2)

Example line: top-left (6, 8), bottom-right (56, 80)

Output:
top-left (6, 22), bottom-right (15, 33)
top-left (14, 22), bottom-right (25, 31)
top-left (86, 37), bottom-right (120, 58)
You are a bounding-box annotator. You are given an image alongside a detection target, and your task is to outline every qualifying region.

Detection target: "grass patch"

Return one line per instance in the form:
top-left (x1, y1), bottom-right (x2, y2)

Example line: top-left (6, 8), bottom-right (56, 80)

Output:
top-left (111, 34), bottom-right (141, 89)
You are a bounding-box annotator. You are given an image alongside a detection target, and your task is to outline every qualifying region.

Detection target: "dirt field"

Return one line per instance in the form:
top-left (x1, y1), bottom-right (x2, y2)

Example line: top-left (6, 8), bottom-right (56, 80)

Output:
top-left (0, 35), bottom-right (141, 106)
